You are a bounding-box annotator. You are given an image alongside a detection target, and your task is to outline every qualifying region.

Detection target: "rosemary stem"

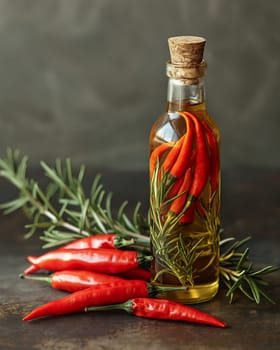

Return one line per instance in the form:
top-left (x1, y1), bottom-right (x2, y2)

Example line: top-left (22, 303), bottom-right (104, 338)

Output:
top-left (60, 220), bottom-right (91, 237)
top-left (112, 223), bottom-right (150, 242)
top-left (218, 265), bottom-right (240, 278)
top-left (21, 187), bottom-right (58, 223)
top-left (21, 184), bottom-right (90, 237)
top-left (219, 252), bottom-right (234, 262)
top-left (42, 209), bottom-right (58, 222)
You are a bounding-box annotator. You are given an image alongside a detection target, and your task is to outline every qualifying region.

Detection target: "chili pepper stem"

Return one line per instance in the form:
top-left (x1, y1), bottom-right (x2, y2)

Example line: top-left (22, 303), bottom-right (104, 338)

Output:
top-left (148, 284), bottom-right (187, 297)
top-left (133, 237), bottom-right (151, 247)
top-left (114, 237), bottom-right (135, 248)
top-left (137, 254), bottom-right (153, 269)
top-left (85, 299), bottom-right (133, 314)
top-left (19, 273), bottom-right (52, 284)
top-left (167, 197), bottom-right (193, 223)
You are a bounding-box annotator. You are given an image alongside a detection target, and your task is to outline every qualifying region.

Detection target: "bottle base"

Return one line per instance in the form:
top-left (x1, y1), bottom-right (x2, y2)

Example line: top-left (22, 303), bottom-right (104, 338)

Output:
top-left (154, 279), bottom-right (219, 304)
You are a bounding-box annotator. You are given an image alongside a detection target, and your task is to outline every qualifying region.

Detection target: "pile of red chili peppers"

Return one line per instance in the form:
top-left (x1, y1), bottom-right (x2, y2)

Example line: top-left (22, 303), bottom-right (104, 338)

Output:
top-left (21, 234), bottom-right (227, 328)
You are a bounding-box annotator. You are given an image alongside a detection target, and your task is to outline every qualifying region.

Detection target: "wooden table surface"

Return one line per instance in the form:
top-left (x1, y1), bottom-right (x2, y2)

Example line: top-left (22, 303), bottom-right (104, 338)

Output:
top-left (0, 168), bottom-right (279, 350)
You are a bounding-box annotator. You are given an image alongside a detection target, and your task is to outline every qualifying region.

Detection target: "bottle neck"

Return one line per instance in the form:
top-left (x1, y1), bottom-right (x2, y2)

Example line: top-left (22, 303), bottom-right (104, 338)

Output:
top-left (166, 77), bottom-right (205, 113)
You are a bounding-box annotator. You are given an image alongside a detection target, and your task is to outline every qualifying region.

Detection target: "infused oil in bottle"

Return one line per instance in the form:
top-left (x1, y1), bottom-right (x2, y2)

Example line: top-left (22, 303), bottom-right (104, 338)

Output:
top-left (149, 36), bottom-right (221, 303)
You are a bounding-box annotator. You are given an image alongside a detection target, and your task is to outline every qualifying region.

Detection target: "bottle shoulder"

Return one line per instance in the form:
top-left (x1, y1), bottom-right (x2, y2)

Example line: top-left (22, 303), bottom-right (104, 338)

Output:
top-left (149, 112), bottom-right (184, 148)
top-left (150, 107), bottom-right (220, 149)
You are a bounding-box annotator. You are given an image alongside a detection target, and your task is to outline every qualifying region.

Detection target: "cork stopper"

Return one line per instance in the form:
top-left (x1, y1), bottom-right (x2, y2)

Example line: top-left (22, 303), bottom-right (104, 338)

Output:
top-left (168, 36), bottom-right (206, 67)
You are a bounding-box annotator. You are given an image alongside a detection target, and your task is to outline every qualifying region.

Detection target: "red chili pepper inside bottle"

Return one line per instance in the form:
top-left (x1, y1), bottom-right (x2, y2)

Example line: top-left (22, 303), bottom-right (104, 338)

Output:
top-left (149, 36), bottom-right (221, 303)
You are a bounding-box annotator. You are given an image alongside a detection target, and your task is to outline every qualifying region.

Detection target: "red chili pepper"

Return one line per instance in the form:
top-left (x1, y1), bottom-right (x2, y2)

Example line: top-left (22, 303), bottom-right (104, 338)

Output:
top-left (24, 264), bottom-right (39, 275)
top-left (196, 200), bottom-right (207, 219)
top-left (22, 281), bottom-right (186, 321)
top-left (180, 202), bottom-right (196, 223)
top-left (61, 234), bottom-right (134, 250)
top-left (180, 198), bottom-right (209, 224)
top-left (168, 113), bottom-right (195, 179)
top-left (169, 168), bottom-right (193, 215)
top-left (119, 268), bottom-right (151, 282)
top-left (180, 112), bottom-right (210, 199)
top-left (167, 150), bottom-right (196, 220)
top-left (20, 270), bottom-right (124, 292)
top-left (162, 137), bottom-right (184, 174)
top-left (150, 142), bottom-right (172, 178)
top-left (202, 120), bottom-right (220, 193)
top-left (167, 177), bottom-right (183, 199)
top-left (85, 297), bottom-right (227, 328)
top-left (25, 248), bottom-right (152, 275)
top-left (168, 112), bottom-right (210, 218)
top-left (24, 265), bottom-right (152, 282)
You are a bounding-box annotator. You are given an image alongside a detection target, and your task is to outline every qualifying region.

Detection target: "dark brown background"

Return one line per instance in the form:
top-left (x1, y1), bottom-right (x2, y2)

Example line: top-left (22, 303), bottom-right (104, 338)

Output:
top-left (0, 0), bottom-right (279, 170)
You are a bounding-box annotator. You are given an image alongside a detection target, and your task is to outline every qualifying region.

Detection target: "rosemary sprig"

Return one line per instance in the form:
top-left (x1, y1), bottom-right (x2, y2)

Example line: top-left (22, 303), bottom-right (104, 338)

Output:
top-left (0, 149), bottom-right (278, 303)
top-left (149, 159), bottom-right (213, 286)
top-left (219, 236), bottom-right (278, 304)
top-left (0, 149), bottom-right (150, 250)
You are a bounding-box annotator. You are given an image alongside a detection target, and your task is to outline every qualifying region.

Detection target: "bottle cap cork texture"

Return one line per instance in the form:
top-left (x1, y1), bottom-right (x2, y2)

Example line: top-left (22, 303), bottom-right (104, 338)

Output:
top-left (168, 36), bottom-right (206, 66)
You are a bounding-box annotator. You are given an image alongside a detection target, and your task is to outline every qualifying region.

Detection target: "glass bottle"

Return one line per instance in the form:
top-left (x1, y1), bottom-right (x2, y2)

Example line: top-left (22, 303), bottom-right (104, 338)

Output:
top-left (149, 36), bottom-right (221, 303)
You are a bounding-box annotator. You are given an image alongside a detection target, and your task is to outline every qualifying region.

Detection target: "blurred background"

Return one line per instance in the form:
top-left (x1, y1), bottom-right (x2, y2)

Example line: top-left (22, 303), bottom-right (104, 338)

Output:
top-left (0, 0), bottom-right (279, 171)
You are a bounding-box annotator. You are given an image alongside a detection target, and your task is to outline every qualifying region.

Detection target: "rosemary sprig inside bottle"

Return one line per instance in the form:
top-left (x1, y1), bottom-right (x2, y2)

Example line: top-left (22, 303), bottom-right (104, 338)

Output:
top-left (149, 159), bottom-right (206, 286)
top-left (0, 149), bottom-right (278, 304)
